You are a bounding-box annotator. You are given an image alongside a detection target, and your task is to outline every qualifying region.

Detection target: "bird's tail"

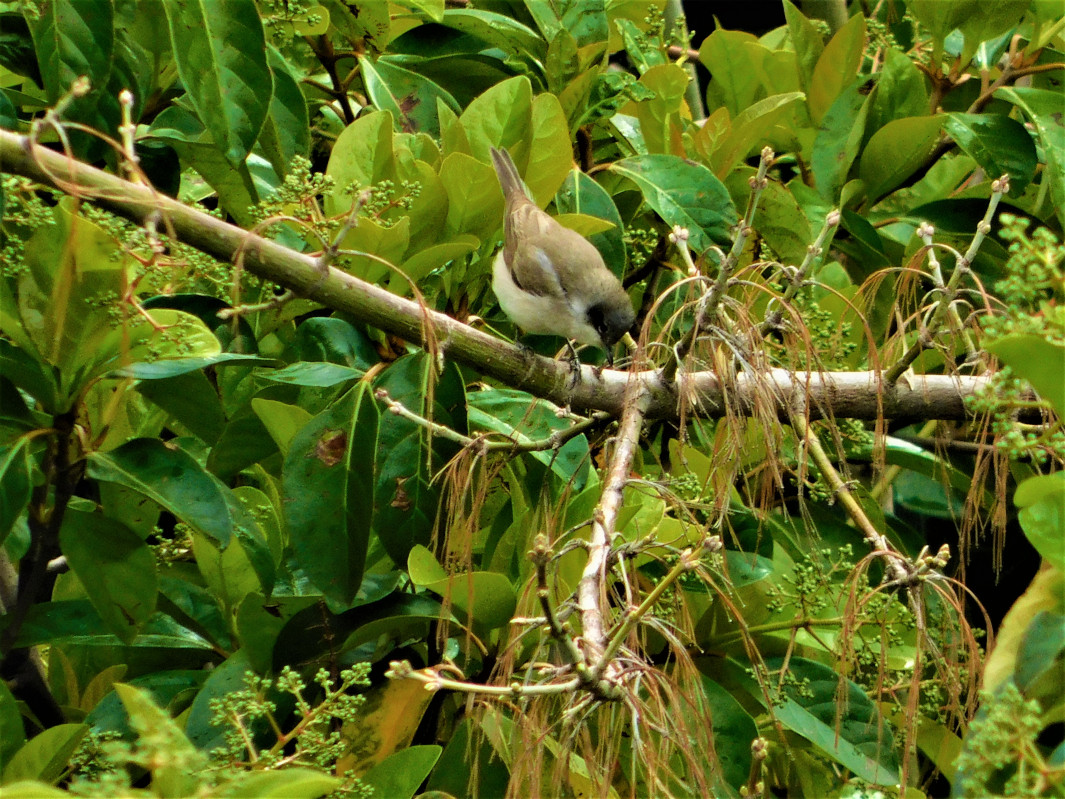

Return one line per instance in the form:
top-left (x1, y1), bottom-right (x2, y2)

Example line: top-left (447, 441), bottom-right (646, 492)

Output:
top-left (490, 147), bottom-right (528, 203)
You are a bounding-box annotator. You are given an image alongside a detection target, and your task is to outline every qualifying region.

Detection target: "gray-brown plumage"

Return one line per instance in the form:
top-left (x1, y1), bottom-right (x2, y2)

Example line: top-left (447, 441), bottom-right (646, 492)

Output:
top-left (489, 147), bottom-right (634, 351)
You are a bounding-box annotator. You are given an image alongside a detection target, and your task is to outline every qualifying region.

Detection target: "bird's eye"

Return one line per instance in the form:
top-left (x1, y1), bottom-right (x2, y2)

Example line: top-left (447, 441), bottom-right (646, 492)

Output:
top-left (588, 305), bottom-right (608, 335)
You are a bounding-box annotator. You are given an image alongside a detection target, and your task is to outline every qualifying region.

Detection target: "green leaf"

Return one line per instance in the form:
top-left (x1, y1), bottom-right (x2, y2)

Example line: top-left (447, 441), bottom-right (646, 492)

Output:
top-left (1014, 473), bottom-right (1065, 571)
top-left (858, 115), bottom-right (944, 202)
top-left (700, 677), bottom-right (758, 790)
top-left (360, 55), bottom-right (460, 137)
top-left (59, 509), bottom-right (158, 644)
top-left (438, 8), bottom-right (545, 63)
top-left (812, 79), bottom-right (872, 201)
top-left (109, 353), bottom-right (268, 379)
top-left (995, 86), bottom-right (1065, 228)
top-left (458, 75), bottom-right (533, 161)
top-left (871, 47), bottom-right (930, 128)
top-left (283, 383), bottom-right (379, 607)
top-left (782, 0), bottom-right (823, 97)
top-left (162, 0), bottom-right (271, 167)
top-left (325, 110), bottom-right (397, 216)
top-left (555, 168), bottom-right (626, 277)
top-left (716, 656), bottom-right (900, 785)
top-left (808, 13), bottom-right (866, 124)
top-left (698, 29), bottom-right (765, 116)
top-left (408, 546), bottom-right (517, 631)
top-left (261, 362), bottom-right (364, 388)
top-left (467, 389), bottom-right (590, 485)
top-left (115, 682), bottom-right (202, 796)
top-left (985, 334), bottom-right (1065, 416)
top-left (372, 354), bottom-right (465, 567)
top-left (610, 154), bottom-right (738, 253)
top-left (87, 438), bottom-right (237, 546)
top-left (1, 724), bottom-right (87, 786)
top-left (439, 152), bottom-right (504, 242)
top-left (184, 650), bottom-right (252, 752)
top-left (708, 91), bottom-right (804, 179)
top-left (137, 369), bottom-right (226, 443)
top-left (634, 63), bottom-right (689, 155)
top-left (258, 47), bottom-right (310, 178)
top-left (526, 92), bottom-right (572, 205)
top-left (944, 113), bottom-right (1038, 193)
top-left (0, 679), bottom-right (25, 775)
top-left (296, 317), bottom-right (378, 368)
top-left (907, 0), bottom-right (976, 64)
top-left (0, 441), bottom-right (32, 549)
top-left (360, 745), bottom-right (442, 799)
top-left (0, 783), bottom-right (67, 798)
top-left (15, 600), bottom-right (214, 649)
top-left (223, 769), bottom-right (342, 799)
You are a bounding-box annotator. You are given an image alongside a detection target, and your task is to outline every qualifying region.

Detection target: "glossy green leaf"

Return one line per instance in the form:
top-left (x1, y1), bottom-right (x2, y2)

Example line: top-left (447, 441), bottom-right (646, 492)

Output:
top-left (858, 115), bottom-right (944, 202)
top-left (296, 317), bottom-right (378, 368)
top-left (634, 63), bottom-right (689, 155)
top-left (15, 600), bottom-right (214, 649)
top-left (526, 92), bottom-right (572, 204)
top-left (0, 679), bottom-right (25, 775)
top-left (995, 86), bottom-right (1065, 228)
top-left (408, 546), bottom-right (517, 630)
top-left (110, 353), bottom-right (267, 379)
top-left (610, 154), bottom-right (738, 253)
top-left (1015, 610), bottom-right (1065, 700)
top-left (282, 383), bottom-right (379, 607)
top-left (709, 91), bottom-right (804, 179)
top-left (808, 13), bottom-right (865, 124)
top-left (985, 334), bottom-right (1065, 416)
top-left (700, 677), bottom-right (758, 790)
top-left (907, 0), bottom-right (976, 63)
top-left (0, 441), bottom-right (32, 549)
top-left (372, 354), bottom-right (465, 567)
top-left (944, 113), bottom-right (1037, 192)
top-left (59, 509), bottom-right (158, 644)
top-left (360, 55), bottom-right (460, 136)
top-left (555, 168), bottom-right (626, 276)
top-left (361, 745), bottom-right (442, 799)
top-left (1, 724), bottom-right (87, 786)
top-left (137, 369), bottom-right (226, 443)
top-left (258, 46), bottom-right (309, 178)
top-left (699, 29), bottom-right (765, 116)
top-left (184, 650), bottom-right (253, 752)
top-left (437, 154), bottom-right (502, 243)
top-left (458, 75), bottom-right (533, 161)
top-left (87, 438), bottom-right (236, 546)
top-left (438, 8), bottom-right (544, 62)
top-left (871, 47), bottom-right (930, 129)
top-left (261, 362), bottom-right (364, 387)
top-left (158, 575), bottom-right (232, 649)
top-left (162, 0), bottom-right (271, 167)
top-left (115, 682), bottom-right (202, 796)
top-left (782, 0), bottom-right (823, 96)
top-left (714, 656), bottom-right (900, 786)
top-left (224, 769), bottom-right (342, 799)
top-left (235, 593), bottom-right (320, 673)
top-left (467, 389), bottom-right (590, 485)
top-left (812, 79), bottom-right (872, 200)
top-left (325, 111), bottom-right (397, 215)
top-left (1014, 473), bottom-right (1065, 571)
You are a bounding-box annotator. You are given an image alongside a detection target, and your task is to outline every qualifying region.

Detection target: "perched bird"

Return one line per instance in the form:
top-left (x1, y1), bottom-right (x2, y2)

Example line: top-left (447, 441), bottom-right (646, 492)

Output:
top-left (490, 147), bottom-right (635, 361)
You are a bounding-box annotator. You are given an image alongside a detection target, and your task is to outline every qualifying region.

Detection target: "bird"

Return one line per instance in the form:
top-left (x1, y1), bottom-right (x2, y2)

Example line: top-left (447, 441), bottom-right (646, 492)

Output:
top-left (489, 147), bottom-right (635, 364)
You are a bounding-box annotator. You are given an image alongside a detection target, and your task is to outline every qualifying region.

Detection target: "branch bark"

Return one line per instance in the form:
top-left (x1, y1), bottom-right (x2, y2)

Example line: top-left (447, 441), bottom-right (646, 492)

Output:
top-left (0, 129), bottom-right (992, 422)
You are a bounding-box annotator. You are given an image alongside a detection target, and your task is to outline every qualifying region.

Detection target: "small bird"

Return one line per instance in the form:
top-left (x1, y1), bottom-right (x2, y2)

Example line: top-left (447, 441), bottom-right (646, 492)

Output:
top-left (490, 147), bottom-right (635, 362)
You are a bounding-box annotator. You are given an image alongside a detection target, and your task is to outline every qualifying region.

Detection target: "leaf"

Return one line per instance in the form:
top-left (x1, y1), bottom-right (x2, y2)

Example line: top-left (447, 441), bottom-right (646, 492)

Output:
top-left (408, 546), bottom-right (517, 631)
top-left (555, 168), bottom-right (626, 277)
top-left (109, 352), bottom-right (267, 379)
top-left (0, 679), bottom-right (25, 775)
top-left (223, 769), bottom-right (341, 799)
top-left (526, 92), bottom-right (572, 205)
top-left (983, 565), bottom-right (1064, 693)
top-left (458, 75), bottom-right (533, 161)
top-left (261, 362), bottom-right (364, 387)
top-left (338, 680), bottom-right (435, 776)
top-left (782, 0), bottom-right (823, 97)
top-left (252, 398), bottom-right (312, 456)
top-left (372, 354), bottom-right (465, 567)
top-left (136, 369), bottom-right (227, 443)
top-left (162, 0), bottom-right (271, 167)
top-left (994, 86), bottom-right (1065, 228)
top-left (282, 383), bottom-right (379, 607)
top-left (709, 91), bottom-right (804, 179)
top-left (1014, 474), bottom-right (1065, 571)
top-left (858, 116), bottom-right (944, 202)
top-left (944, 113), bottom-right (1038, 193)
top-left (15, 600), bottom-right (215, 650)
top-left (700, 677), bottom-right (758, 790)
top-left (183, 650), bottom-right (253, 752)
top-left (634, 63), bottom-right (689, 155)
top-left (808, 13), bottom-right (865, 124)
top-left (438, 152), bottom-right (504, 244)
top-left (812, 79), bottom-right (872, 200)
top-left (698, 29), bottom-right (764, 116)
top-left (0, 441), bottom-right (32, 549)
top-left (115, 683), bottom-right (202, 796)
top-left (325, 111), bottom-right (397, 216)
top-left (715, 656), bottom-right (900, 785)
top-left (360, 55), bottom-right (460, 136)
top-left (360, 746), bottom-right (442, 799)
top-left (610, 155), bottom-right (738, 253)
top-left (59, 509), bottom-right (158, 644)
top-left (467, 389), bottom-right (590, 485)
top-left (87, 438), bottom-right (236, 546)
top-left (985, 334), bottom-right (1065, 416)
top-left (258, 47), bottom-right (310, 178)
top-left (1, 724), bottom-right (88, 785)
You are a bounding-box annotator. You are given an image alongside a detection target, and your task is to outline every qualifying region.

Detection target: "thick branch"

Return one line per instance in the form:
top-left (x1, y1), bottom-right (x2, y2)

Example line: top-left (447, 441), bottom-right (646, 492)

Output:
top-left (0, 130), bottom-right (992, 422)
